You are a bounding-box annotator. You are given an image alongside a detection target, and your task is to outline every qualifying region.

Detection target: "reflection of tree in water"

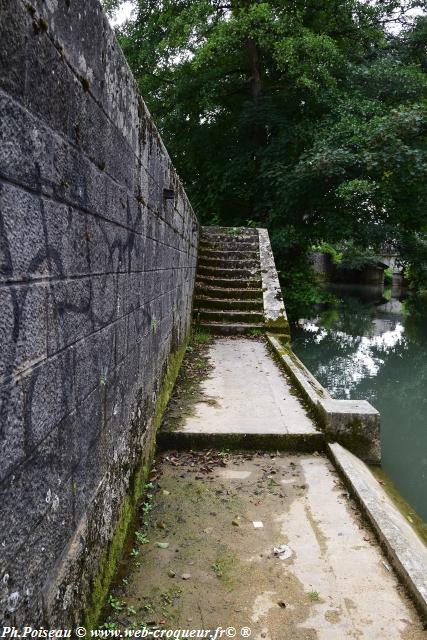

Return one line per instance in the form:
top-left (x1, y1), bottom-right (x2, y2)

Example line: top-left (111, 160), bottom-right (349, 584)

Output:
top-left (403, 295), bottom-right (427, 344)
top-left (292, 295), bottom-right (382, 388)
top-left (292, 290), bottom-right (427, 520)
top-left (320, 296), bottom-right (378, 338)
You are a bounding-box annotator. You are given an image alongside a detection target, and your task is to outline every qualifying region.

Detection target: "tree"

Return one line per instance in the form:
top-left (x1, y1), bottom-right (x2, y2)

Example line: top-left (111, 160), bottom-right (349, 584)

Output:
top-left (109, 0), bottom-right (427, 312)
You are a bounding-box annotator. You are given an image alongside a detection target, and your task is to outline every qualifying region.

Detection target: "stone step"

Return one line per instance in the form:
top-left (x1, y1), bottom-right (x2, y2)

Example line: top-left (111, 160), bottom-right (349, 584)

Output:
top-left (193, 297), bottom-right (263, 311)
top-left (197, 266), bottom-right (260, 279)
top-left (200, 236), bottom-right (259, 245)
top-left (195, 321), bottom-right (265, 336)
top-left (195, 309), bottom-right (264, 323)
top-left (196, 275), bottom-right (261, 288)
top-left (199, 240), bottom-right (259, 251)
top-left (200, 234), bottom-right (259, 243)
top-left (198, 248), bottom-right (259, 260)
top-left (198, 257), bottom-right (259, 270)
top-left (201, 226), bottom-right (258, 238)
top-left (194, 285), bottom-right (262, 299)
top-left (157, 431), bottom-right (324, 452)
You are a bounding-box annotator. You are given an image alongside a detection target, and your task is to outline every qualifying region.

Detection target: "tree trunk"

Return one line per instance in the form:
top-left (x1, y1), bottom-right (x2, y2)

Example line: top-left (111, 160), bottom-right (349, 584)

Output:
top-left (246, 37), bottom-right (262, 104)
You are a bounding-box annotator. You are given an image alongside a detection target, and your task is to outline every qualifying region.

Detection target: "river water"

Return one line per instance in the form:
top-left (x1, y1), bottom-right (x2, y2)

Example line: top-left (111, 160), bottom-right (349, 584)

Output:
top-left (291, 284), bottom-right (427, 521)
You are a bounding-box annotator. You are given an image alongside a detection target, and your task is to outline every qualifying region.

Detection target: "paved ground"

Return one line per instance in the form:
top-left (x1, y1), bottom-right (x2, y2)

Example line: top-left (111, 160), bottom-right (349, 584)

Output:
top-left (110, 452), bottom-right (426, 639)
top-left (104, 336), bottom-right (426, 638)
top-left (178, 338), bottom-right (316, 435)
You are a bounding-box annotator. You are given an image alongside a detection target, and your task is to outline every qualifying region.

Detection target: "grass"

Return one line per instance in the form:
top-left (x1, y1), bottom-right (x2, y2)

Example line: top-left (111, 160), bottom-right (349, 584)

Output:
top-left (142, 601), bottom-right (154, 614)
top-left (248, 327), bottom-right (264, 337)
top-left (193, 326), bottom-right (212, 344)
top-left (211, 552), bottom-right (236, 585)
top-left (160, 587), bottom-right (183, 606)
top-left (308, 590), bottom-right (320, 601)
top-left (160, 324), bottom-right (214, 432)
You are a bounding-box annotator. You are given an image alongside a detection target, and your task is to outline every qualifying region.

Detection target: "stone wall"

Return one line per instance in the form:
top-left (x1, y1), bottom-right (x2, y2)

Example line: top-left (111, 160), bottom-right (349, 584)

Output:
top-left (0, 0), bottom-right (198, 626)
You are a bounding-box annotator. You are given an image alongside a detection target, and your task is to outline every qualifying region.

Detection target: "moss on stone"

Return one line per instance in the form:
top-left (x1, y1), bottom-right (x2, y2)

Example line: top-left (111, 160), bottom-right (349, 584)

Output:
top-left (78, 74), bottom-right (90, 92)
top-left (265, 315), bottom-right (290, 336)
top-left (160, 327), bottom-right (214, 433)
top-left (26, 3), bottom-right (36, 17)
top-left (157, 431), bottom-right (324, 453)
top-left (82, 337), bottom-right (190, 629)
top-left (324, 419), bottom-right (374, 462)
top-left (370, 467), bottom-right (427, 546)
top-left (83, 444), bottom-right (155, 630)
top-left (38, 17), bottom-right (48, 32)
top-left (265, 334), bottom-right (324, 428)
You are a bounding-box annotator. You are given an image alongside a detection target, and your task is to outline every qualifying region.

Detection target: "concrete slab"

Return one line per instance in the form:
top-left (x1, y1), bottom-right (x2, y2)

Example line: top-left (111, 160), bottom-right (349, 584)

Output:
top-left (113, 452), bottom-right (427, 639)
top-left (177, 337), bottom-right (317, 436)
top-left (329, 442), bottom-right (427, 618)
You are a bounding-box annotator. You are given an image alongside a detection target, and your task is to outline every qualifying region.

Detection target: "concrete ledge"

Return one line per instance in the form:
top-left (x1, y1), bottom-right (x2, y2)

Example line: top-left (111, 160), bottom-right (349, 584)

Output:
top-left (258, 229), bottom-right (290, 335)
top-left (329, 443), bottom-right (427, 620)
top-left (157, 431), bottom-right (325, 453)
top-left (267, 333), bottom-right (381, 463)
top-left (320, 398), bottom-right (380, 463)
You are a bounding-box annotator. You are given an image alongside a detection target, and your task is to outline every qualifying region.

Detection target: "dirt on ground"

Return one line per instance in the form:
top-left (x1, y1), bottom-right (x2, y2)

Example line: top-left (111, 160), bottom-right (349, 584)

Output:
top-left (102, 451), bottom-right (426, 640)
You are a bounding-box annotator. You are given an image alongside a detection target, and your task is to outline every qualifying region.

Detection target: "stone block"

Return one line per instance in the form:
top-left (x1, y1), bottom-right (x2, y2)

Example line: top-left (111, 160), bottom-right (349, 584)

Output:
top-left (0, 378), bottom-right (26, 483)
top-left (0, 284), bottom-right (47, 383)
top-left (73, 324), bottom-right (115, 405)
top-left (22, 349), bottom-right (76, 449)
top-left (0, 0), bottom-right (27, 101)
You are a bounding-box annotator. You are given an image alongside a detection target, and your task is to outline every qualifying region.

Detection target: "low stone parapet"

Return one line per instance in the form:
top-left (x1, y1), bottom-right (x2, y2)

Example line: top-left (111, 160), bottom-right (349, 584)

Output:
top-left (258, 228), bottom-right (290, 337)
top-left (267, 333), bottom-right (381, 463)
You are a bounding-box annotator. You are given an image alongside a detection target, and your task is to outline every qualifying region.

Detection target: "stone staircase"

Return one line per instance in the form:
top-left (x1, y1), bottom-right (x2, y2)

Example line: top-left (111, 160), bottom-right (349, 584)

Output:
top-left (193, 227), bottom-right (265, 335)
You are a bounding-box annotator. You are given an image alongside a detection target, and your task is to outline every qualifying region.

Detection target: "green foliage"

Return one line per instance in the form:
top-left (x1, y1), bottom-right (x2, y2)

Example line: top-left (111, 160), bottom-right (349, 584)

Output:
top-left (400, 232), bottom-right (427, 288)
top-left (192, 326), bottom-right (212, 344)
top-left (335, 242), bottom-right (379, 270)
top-left (135, 530), bottom-right (149, 545)
top-left (313, 242), bottom-right (343, 265)
top-left (384, 267), bottom-right (394, 284)
top-left (100, 0), bottom-right (124, 19)
top-left (115, 0), bottom-right (427, 310)
top-left (280, 254), bottom-right (334, 321)
top-left (108, 595), bottom-right (125, 611)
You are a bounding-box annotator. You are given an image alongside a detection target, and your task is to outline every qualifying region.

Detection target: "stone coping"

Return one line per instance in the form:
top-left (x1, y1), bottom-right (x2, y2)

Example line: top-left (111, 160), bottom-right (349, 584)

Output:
top-left (329, 443), bottom-right (427, 619)
top-left (257, 229), bottom-right (289, 334)
top-left (267, 333), bottom-right (381, 463)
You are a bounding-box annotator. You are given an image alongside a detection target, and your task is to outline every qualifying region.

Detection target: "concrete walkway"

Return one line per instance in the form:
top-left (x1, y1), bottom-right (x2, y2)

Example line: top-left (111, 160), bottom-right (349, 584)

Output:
top-left (178, 338), bottom-right (316, 435)
top-left (113, 452), bottom-right (426, 639)
top-left (108, 337), bottom-right (427, 638)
